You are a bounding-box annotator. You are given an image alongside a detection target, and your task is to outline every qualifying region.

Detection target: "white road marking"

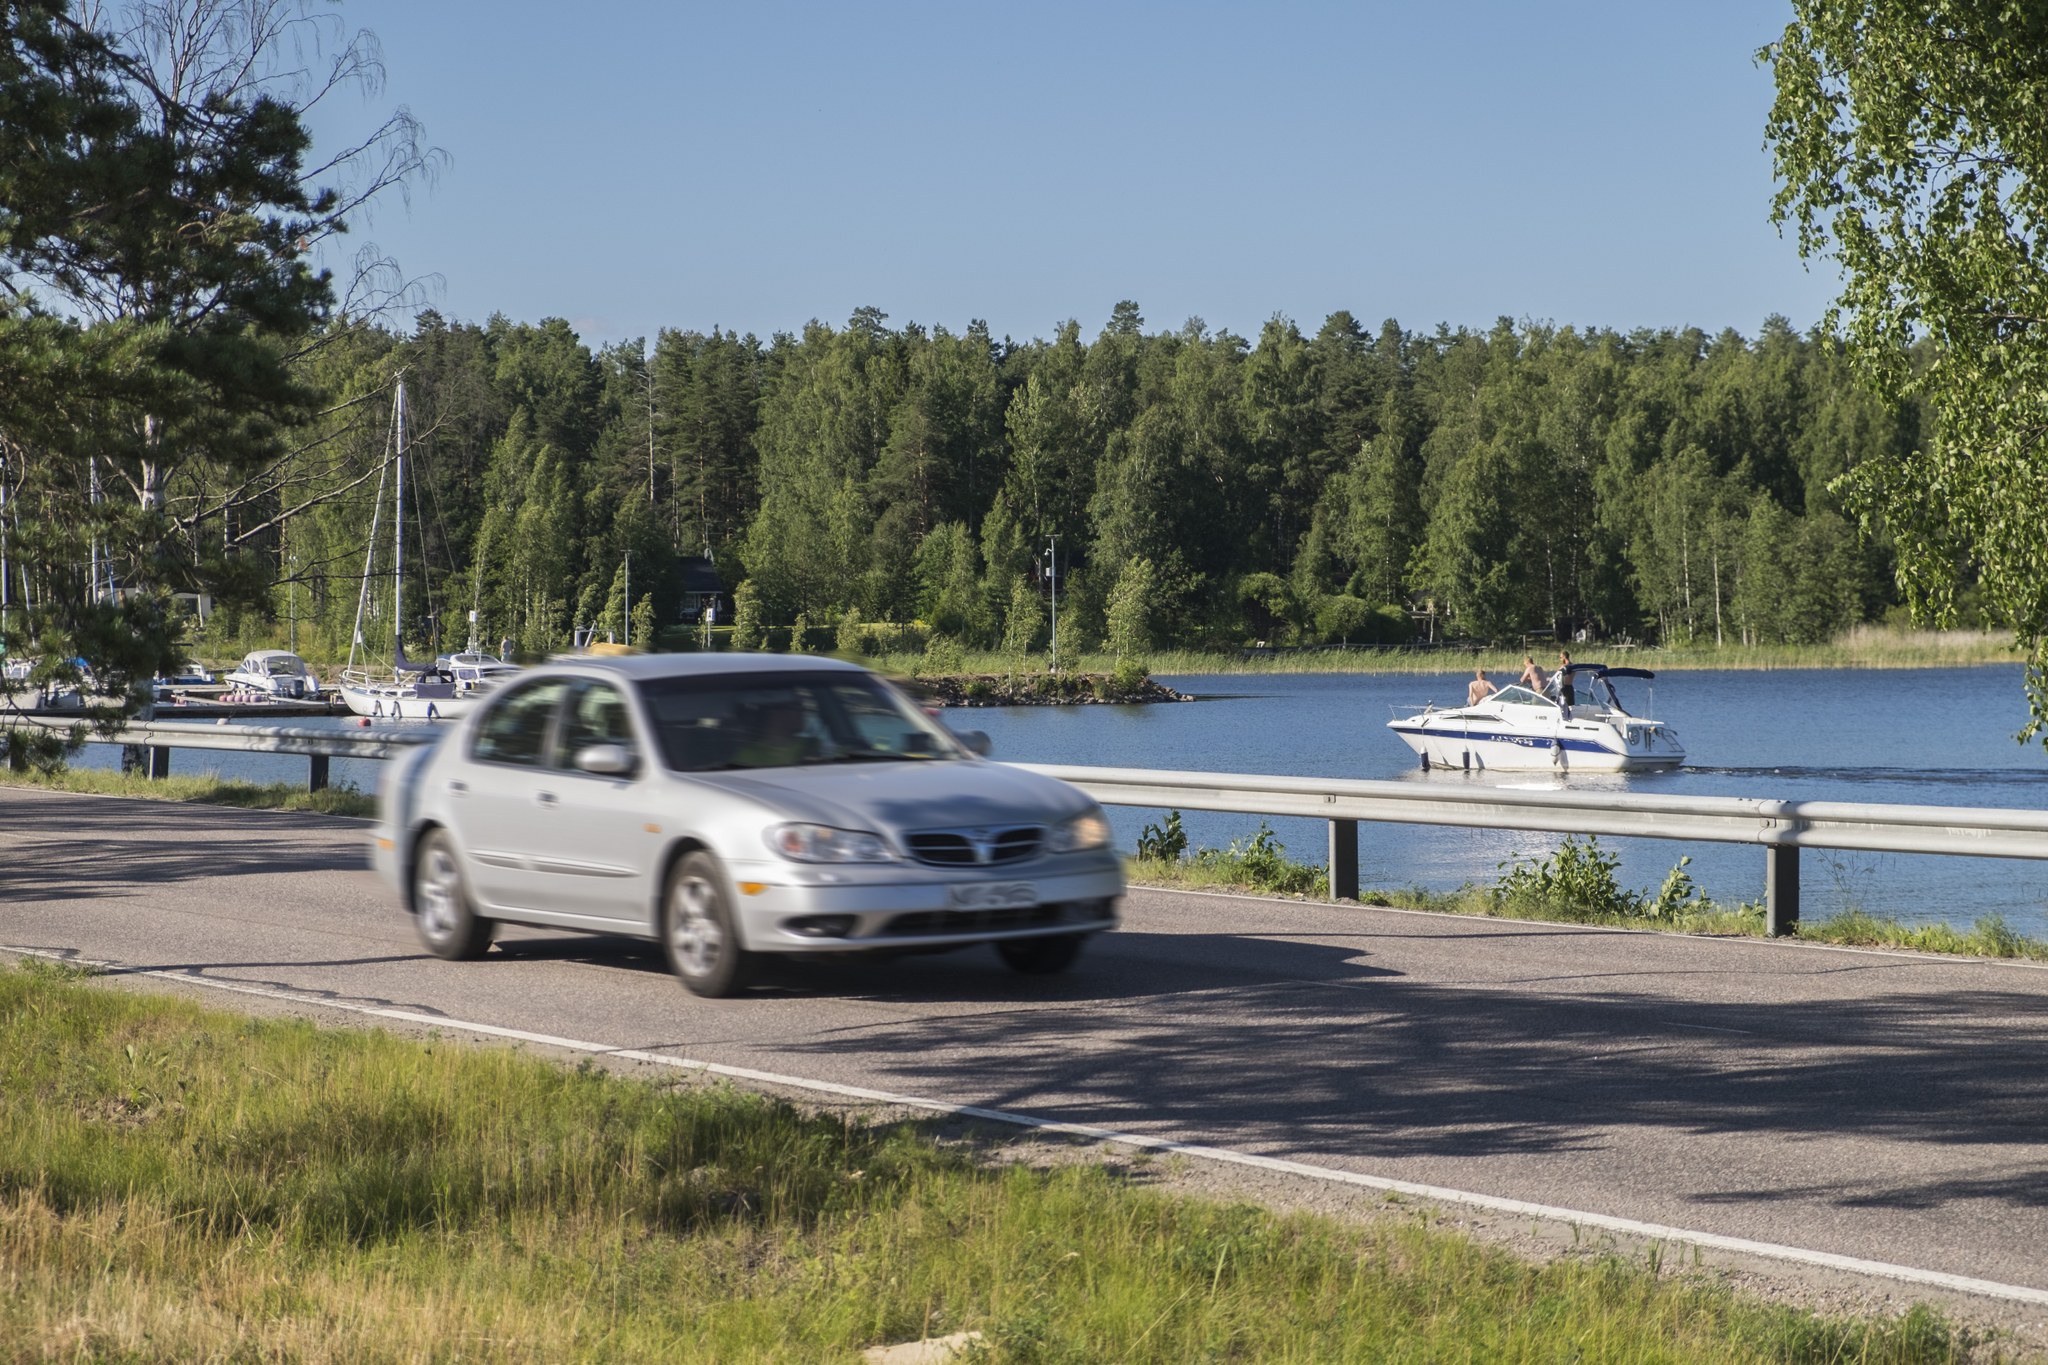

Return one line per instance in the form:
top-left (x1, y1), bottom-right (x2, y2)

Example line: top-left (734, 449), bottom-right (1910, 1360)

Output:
top-left (9, 943), bottom-right (2048, 1309)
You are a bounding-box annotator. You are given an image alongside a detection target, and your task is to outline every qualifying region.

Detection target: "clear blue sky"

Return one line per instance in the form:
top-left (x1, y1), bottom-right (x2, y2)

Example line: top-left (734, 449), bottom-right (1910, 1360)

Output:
top-left (307, 0), bottom-right (1838, 347)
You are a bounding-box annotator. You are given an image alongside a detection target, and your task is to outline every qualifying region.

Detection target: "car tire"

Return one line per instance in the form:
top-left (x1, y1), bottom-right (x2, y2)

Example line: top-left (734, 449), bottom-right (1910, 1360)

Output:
top-left (995, 933), bottom-right (1085, 975)
top-left (662, 852), bottom-right (754, 998)
top-left (412, 828), bottom-right (496, 960)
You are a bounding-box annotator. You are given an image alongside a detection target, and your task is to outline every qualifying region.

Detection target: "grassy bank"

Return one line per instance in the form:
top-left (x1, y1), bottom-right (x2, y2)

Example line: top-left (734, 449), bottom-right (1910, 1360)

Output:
top-left (0, 958), bottom-right (1978, 1362)
top-left (0, 766), bottom-right (375, 817)
top-left (862, 626), bottom-right (2022, 679)
top-left (1128, 820), bottom-right (2048, 962)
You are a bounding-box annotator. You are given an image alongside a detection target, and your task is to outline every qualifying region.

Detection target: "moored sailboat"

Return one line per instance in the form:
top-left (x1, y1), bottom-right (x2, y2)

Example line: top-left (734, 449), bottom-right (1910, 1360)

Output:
top-left (337, 380), bottom-right (515, 720)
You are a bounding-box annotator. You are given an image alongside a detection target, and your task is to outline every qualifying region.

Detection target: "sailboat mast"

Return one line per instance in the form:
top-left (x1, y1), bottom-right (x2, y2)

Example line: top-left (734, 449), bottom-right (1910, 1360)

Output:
top-left (393, 379), bottom-right (406, 662)
top-left (345, 393), bottom-right (396, 672)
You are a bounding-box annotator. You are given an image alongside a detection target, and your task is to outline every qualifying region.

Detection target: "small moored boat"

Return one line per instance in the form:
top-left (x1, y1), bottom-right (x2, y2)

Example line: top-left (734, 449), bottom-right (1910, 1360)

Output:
top-left (224, 650), bottom-right (322, 700)
top-left (1387, 663), bottom-right (1685, 772)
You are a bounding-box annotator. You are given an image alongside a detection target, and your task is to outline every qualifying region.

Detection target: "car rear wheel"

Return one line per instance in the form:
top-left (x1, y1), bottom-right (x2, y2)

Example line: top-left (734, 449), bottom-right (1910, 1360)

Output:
top-left (663, 852), bottom-right (754, 997)
top-left (995, 932), bottom-right (1085, 975)
top-left (412, 828), bottom-right (495, 960)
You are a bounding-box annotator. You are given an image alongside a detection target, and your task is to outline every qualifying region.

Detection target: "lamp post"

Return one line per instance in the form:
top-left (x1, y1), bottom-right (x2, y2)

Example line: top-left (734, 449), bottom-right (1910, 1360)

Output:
top-left (1043, 535), bottom-right (1059, 670)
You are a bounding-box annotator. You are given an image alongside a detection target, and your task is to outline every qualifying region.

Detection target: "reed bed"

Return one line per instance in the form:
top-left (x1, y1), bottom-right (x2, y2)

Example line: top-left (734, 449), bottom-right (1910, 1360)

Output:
top-left (0, 959), bottom-right (1983, 1362)
top-left (860, 626), bottom-right (2022, 679)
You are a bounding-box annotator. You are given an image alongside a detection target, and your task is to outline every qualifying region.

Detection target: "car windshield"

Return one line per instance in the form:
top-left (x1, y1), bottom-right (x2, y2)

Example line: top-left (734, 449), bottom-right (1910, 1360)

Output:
top-left (640, 671), bottom-right (963, 772)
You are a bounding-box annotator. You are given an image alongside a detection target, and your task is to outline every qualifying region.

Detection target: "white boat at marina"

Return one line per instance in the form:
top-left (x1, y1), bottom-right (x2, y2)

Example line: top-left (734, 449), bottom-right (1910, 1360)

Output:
top-left (436, 651), bottom-right (521, 695)
top-left (224, 649), bottom-right (323, 700)
top-left (1387, 663), bottom-right (1685, 772)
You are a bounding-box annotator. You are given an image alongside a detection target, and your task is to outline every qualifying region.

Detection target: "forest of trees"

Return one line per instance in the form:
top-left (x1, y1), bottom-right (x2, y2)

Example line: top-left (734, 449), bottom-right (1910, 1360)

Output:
top-left (238, 302), bottom-right (1923, 663)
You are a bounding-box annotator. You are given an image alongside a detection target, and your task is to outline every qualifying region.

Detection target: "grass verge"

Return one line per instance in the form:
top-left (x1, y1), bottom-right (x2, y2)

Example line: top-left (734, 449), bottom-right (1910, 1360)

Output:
top-left (0, 766), bottom-right (375, 817)
top-left (0, 957), bottom-right (1982, 1362)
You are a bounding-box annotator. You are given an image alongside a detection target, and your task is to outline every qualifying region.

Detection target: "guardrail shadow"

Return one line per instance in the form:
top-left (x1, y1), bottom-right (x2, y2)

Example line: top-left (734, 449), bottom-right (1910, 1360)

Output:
top-left (772, 926), bottom-right (2048, 1215)
top-left (1, 792), bottom-right (362, 901)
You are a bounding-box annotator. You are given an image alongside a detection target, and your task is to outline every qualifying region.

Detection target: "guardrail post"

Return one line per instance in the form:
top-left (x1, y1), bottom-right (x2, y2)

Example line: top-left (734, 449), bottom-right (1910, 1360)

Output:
top-left (1327, 818), bottom-right (1359, 901)
top-left (309, 754), bottom-right (330, 793)
top-left (1765, 844), bottom-right (1800, 936)
top-left (121, 744), bottom-right (170, 779)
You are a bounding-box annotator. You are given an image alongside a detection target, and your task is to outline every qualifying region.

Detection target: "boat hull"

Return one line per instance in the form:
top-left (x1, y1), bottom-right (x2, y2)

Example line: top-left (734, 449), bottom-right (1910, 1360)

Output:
top-left (338, 681), bottom-right (480, 721)
top-left (1387, 718), bottom-right (1684, 772)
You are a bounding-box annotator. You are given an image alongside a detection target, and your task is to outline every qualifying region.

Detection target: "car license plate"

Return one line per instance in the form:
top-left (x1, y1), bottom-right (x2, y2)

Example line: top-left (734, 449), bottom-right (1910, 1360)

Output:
top-left (948, 881), bottom-right (1039, 910)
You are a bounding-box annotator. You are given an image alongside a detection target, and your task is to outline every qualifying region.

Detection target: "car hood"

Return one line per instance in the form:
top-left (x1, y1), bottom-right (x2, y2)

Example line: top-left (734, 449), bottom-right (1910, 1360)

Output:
top-left (686, 759), bottom-right (1094, 835)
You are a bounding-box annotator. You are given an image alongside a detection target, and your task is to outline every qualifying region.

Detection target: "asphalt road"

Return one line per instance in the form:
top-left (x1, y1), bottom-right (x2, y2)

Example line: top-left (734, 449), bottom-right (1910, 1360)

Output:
top-left (6, 785), bottom-right (2048, 1304)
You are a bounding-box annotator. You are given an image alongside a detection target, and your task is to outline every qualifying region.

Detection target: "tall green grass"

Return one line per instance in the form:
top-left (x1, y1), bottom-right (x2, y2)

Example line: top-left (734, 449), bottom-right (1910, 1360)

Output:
top-left (0, 766), bottom-right (376, 817)
top-left (0, 959), bottom-right (1982, 1362)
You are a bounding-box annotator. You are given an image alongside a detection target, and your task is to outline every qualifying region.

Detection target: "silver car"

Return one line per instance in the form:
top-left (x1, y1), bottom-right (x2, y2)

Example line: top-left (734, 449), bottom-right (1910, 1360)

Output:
top-left (372, 653), bottom-right (1124, 996)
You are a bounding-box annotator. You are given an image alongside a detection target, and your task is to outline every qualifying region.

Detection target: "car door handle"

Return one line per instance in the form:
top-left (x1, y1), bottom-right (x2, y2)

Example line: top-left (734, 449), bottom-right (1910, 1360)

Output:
top-left (535, 791), bottom-right (557, 807)
top-left (447, 780), bottom-right (468, 796)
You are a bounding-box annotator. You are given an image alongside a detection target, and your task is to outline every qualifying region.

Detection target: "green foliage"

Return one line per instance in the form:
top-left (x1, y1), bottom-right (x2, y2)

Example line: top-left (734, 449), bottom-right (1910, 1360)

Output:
top-left (1193, 824), bottom-right (1326, 896)
top-left (1766, 2), bottom-right (2048, 738)
top-left (1312, 594), bottom-right (1373, 644)
top-left (835, 608), bottom-right (868, 656)
top-left (1494, 837), bottom-right (1641, 920)
top-left (1001, 575), bottom-right (1044, 657)
top-left (918, 632), bottom-right (965, 676)
top-left (630, 595), bottom-right (656, 651)
top-left (1131, 817), bottom-right (1326, 896)
top-left (730, 580), bottom-right (764, 651)
top-left (1135, 810), bottom-right (1188, 862)
top-left (1104, 555), bottom-right (1158, 658)
top-left (790, 610), bottom-right (812, 654)
top-left (1494, 839), bottom-right (1729, 925)
top-left (1111, 655), bottom-right (1150, 693)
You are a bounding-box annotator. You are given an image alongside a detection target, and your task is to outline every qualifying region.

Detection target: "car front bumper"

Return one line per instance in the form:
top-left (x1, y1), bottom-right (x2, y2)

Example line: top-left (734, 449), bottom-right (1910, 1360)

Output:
top-left (723, 851), bottom-right (1125, 953)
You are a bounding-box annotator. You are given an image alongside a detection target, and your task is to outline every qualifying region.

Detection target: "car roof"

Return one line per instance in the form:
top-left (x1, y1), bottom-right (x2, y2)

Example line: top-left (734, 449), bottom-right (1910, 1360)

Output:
top-left (539, 651), bottom-right (870, 683)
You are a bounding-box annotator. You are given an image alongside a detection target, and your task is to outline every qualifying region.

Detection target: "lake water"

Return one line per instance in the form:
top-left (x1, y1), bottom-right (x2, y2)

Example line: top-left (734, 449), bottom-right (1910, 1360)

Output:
top-left (77, 666), bottom-right (2048, 934)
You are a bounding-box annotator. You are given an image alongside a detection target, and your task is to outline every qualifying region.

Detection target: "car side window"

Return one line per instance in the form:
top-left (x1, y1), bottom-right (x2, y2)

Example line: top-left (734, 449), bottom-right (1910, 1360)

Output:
top-left (558, 682), bottom-right (635, 768)
top-left (471, 679), bottom-right (569, 767)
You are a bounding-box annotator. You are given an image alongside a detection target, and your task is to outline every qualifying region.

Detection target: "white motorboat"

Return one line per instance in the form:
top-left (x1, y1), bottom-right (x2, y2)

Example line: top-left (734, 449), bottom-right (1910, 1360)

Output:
top-left (436, 651), bottom-right (521, 696)
top-left (1387, 664), bottom-right (1685, 773)
top-left (224, 649), bottom-right (323, 700)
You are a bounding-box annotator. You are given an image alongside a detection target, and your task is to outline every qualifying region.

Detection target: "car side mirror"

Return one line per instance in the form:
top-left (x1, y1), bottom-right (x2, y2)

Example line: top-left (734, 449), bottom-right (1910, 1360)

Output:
top-left (574, 742), bottom-right (638, 776)
top-left (956, 729), bottom-right (992, 757)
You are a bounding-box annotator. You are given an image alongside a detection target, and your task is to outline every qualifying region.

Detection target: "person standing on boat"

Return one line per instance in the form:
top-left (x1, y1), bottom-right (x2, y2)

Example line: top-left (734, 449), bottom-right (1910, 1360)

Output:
top-left (1555, 650), bottom-right (1576, 718)
top-left (1518, 655), bottom-right (1548, 695)
top-left (1467, 668), bottom-right (1497, 705)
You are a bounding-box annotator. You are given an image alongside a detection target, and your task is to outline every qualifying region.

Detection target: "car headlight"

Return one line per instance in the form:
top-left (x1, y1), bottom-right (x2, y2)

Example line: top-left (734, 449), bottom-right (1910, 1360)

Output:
top-left (1047, 809), bottom-right (1111, 853)
top-left (765, 823), bottom-right (896, 863)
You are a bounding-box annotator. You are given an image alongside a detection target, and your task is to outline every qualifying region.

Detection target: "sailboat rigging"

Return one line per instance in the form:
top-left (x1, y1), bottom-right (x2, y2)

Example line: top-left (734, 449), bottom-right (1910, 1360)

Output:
top-left (338, 379), bottom-right (517, 719)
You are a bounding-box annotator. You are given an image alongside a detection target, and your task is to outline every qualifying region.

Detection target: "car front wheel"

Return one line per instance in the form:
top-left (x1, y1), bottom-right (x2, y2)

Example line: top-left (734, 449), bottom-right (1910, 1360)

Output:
top-left (662, 852), bottom-right (754, 997)
top-left (995, 933), bottom-right (1085, 975)
top-left (412, 828), bottom-right (496, 960)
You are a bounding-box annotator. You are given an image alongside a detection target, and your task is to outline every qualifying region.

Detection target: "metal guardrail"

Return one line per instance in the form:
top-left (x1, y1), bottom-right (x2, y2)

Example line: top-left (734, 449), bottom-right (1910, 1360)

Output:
top-left (18, 715), bottom-right (438, 790)
top-left (20, 716), bottom-right (2047, 937)
top-left (1016, 763), bottom-right (2048, 936)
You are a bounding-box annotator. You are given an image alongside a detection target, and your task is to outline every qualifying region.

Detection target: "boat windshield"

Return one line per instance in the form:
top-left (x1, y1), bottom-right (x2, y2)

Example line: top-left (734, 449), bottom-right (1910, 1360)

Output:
top-left (1489, 685), bottom-right (1555, 709)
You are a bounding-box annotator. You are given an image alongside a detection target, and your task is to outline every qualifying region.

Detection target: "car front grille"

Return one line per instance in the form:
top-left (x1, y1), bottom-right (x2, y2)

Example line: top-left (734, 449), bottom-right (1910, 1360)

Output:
top-left (903, 825), bottom-right (1043, 867)
top-left (880, 899), bottom-right (1116, 938)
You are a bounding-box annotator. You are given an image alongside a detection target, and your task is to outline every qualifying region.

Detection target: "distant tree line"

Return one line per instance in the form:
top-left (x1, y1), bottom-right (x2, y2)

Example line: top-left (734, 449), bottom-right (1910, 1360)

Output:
top-left (243, 303), bottom-right (1928, 662)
